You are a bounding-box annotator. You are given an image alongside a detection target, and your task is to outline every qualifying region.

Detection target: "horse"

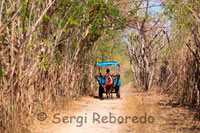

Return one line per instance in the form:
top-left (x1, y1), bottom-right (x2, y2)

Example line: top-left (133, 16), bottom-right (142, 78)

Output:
top-left (105, 75), bottom-right (114, 98)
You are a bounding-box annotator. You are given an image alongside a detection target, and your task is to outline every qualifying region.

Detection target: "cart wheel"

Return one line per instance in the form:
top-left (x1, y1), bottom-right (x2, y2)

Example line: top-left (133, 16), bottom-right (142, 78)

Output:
top-left (99, 86), bottom-right (103, 99)
top-left (117, 87), bottom-right (120, 98)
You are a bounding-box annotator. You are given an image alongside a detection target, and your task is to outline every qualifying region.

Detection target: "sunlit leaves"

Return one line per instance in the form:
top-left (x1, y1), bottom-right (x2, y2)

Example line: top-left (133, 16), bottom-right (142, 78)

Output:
top-left (109, 7), bottom-right (120, 16)
top-left (36, 0), bottom-right (45, 2)
top-left (164, 0), bottom-right (198, 31)
top-left (44, 14), bottom-right (51, 21)
top-left (0, 67), bottom-right (6, 79)
top-left (68, 18), bottom-right (79, 26)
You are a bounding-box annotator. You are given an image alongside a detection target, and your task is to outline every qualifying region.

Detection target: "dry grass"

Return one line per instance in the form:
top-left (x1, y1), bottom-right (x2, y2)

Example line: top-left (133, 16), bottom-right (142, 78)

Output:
top-left (121, 90), bottom-right (162, 133)
top-left (122, 89), bottom-right (200, 133)
top-left (158, 48), bottom-right (198, 106)
top-left (28, 95), bottom-right (93, 132)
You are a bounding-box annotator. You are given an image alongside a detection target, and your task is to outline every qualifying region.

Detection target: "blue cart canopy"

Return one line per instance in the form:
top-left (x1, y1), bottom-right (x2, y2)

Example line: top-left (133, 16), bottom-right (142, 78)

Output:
top-left (97, 61), bottom-right (120, 67)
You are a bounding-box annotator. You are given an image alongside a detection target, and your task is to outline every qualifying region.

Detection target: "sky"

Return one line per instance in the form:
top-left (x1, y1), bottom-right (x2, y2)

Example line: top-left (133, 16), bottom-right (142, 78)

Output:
top-left (121, 1), bottom-right (169, 45)
top-left (148, 1), bottom-right (164, 14)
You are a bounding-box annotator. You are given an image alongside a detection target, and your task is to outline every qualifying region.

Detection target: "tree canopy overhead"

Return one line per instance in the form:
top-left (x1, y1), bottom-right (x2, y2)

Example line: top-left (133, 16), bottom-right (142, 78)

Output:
top-left (0, 0), bottom-right (200, 132)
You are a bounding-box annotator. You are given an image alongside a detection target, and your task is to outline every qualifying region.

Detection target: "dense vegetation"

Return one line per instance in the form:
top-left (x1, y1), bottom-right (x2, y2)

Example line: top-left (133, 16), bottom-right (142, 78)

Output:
top-left (127, 0), bottom-right (200, 109)
top-left (0, 0), bottom-right (199, 132)
top-left (0, 0), bottom-right (125, 132)
top-left (159, 0), bottom-right (200, 108)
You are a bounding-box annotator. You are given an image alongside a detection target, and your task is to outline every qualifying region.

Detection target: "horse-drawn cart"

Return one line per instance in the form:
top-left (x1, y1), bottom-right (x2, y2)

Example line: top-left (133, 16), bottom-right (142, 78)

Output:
top-left (95, 61), bottom-right (121, 99)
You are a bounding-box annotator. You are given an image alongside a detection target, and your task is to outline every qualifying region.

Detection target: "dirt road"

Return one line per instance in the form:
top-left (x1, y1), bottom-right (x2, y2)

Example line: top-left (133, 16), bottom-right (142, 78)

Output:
top-left (56, 83), bottom-right (133, 133)
top-left (30, 81), bottom-right (200, 133)
top-left (30, 59), bottom-right (200, 133)
top-left (31, 82), bottom-right (133, 133)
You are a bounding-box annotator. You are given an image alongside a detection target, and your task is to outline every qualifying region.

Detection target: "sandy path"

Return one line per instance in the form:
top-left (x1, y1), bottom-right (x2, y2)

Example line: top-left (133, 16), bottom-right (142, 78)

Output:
top-left (55, 83), bottom-right (132, 133)
top-left (31, 82), bottom-right (200, 133)
top-left (30, 60), bottom-right (200, 133)
top-left (31, 82), bottom-right (132, 133)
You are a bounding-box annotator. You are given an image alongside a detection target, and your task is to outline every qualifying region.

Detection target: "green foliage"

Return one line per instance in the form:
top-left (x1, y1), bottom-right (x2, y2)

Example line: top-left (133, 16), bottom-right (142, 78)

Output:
top-left (44, 14), bottom-right (51, 21)
top-left (23, 87), bottom-right (29, 91)
top-left (0, 0), bottom-right (129, 132)
top-left (164, 0), bottom-right (196, 31)
top-left (181, 82), bottom-right (186, 88)
top-left (36, 0), bottom-right (45, 2)
top-left (0, 67), bottom-right (6, 79)
top-left (9, 108), bottom-right (16, 113)
top-left (109, 7), bottom-right (120, 16)
top-left (122, 68), bottom-right (134, 85)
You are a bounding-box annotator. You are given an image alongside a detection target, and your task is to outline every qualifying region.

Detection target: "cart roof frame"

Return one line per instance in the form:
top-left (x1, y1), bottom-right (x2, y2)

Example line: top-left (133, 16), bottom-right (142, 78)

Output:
top-left (97, 61), bottom-right (120, 67)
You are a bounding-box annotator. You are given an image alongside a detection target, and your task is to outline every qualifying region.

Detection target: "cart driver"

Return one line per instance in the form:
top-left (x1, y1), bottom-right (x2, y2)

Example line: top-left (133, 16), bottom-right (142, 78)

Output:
top-left (105, 69), bottom-right (110, 77)
top-left (104, 69), bottom-right (113, 85)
